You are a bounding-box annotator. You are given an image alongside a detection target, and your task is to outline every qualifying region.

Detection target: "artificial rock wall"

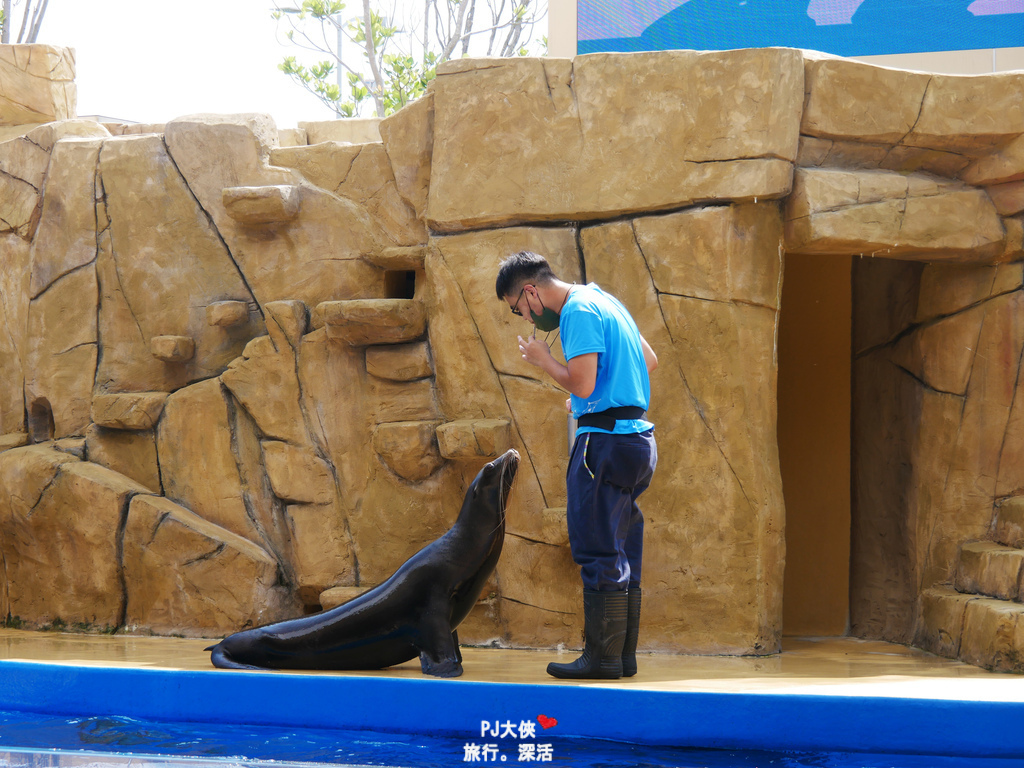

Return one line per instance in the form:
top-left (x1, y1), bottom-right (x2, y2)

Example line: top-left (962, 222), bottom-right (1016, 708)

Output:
top-left (1, 43), bottom-right (1023, 669)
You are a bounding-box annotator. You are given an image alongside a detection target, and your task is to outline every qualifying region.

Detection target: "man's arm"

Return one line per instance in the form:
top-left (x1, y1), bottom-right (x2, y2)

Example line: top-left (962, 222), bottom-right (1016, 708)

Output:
top-left (518, 334), bottom-right (598, 398)
top-left (640, 335), bottom-right (658, 374)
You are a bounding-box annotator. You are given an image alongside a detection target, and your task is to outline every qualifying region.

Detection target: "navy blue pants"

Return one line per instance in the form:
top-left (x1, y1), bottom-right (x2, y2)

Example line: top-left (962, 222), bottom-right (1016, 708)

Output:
top-left (566, 429), bottom-right (657, 592)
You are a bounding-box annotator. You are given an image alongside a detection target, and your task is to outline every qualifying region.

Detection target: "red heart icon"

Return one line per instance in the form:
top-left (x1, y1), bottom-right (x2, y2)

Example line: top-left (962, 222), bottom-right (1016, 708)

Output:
top-left (537, 714), bottom-right (557, 729)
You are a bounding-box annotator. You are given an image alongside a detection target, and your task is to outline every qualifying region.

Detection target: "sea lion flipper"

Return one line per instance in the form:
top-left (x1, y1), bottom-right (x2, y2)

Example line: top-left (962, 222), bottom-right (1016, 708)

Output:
top-left (419, 649), bottom-right (463, 678)
top-left (208, 640), bottom-right (265, 671)
top-left (418, 626), bottom-right (463, 678)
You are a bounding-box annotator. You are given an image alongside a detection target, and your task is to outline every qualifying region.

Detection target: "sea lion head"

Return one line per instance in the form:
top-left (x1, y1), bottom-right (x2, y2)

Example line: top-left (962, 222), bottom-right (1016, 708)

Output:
top-left (464, 448), bottom-right (520, 529)
top-left (481, 448), bottom-right (516, 514)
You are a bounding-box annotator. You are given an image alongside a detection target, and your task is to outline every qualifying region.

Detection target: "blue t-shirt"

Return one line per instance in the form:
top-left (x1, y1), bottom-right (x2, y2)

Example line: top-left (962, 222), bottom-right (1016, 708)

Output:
top-left (560, 283), bottom-right (653, 435)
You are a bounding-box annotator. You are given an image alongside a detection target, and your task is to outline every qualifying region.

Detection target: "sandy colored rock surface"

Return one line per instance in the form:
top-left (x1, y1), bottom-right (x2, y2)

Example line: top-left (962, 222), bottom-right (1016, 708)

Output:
top-left (84, 425), bottom-right (161, 493)
top-left (156, 379), bottom-right (266, 545)
top-left (430, 226), bottom-right (580, 379)
top-left (0, 45), bottom-right (76, 125)
top-left (24, 264), bottom-right (97, 439)
top-left (222, 184), bottom-right (301, 224)
top-left (0, 122), bottom-right (107, 240)
top-left (436, 419), bottom-right (511, 459)
top-left (426, 227), bottom-right (578, 522)
top-left (0, 444), bottom-right (79, 519)
top-left (889, 303), bottom-right (983, 396)
top-left (366, 341), bottom-right (432, 381)
top-left (1001, 218), bottom-right (1024, 263)
top-left (284, 501), bottom-right (356, 604)
top-left (914, 262), bottom-right (1023, 324)
top-left (988, 181), bottom-right (1024, 217)
top-left (221, 335), bottom-right (310, 446)
top-left (298, 117), bottom-right (381, 144)
top-left (498, 533), bottom-right (582, 644)
top-left (802, 55), bottom-right (931, 145)
top-left (996, 498), bottom-right (1024, 549)
top-left (959, 598), bottom-right (1024, 672)
top-left (786, 168), bottom-right (1005, 260)
top-left (289, 327), bottom-right (479, 628)
top-left (28, 138), bottom-right (103, 296)
top-left (262, 440), bottom-right (334, 504)
top-left (796, 134), bottom-right (971, 177)
top-left (206, 301), bottom-right (251, 327)
top-left (269, 142), bottom-right (356, 193)
top-left (150, 335), bottom-right (195, 362)
top-left (963, 133), bottom-right (1024, 186)
top-left (270, 142), bottom-right (424, 246)
top-left (95, 134), bottom-right (263, 394)
top-left (907, 71), bottom-right (1024, 155)
top-left (319, 299), bottom-right (427, 345)
top-left (636, 203), bottom-right (783, 307)
top-left (264, 300), bottom-right (309, 346)
top-left (319, 585), bottom-right (366, 610)
top-left (0, 139), bottom-right (45, 238)
top-left (366, 376), bottom-right (439, 424)
top-left (22, 137), bottom-right (102, 439)
top-left (372, 421), bottom-right (445, 482)
top-left (0, 235), bottom-right (29, 434)
top-left (853, 258), bottom-right (1024, 644)
top-left (366, 245), bottom-right (428, 272)
top-left (0, 454), bottom-right (149, 628)
top-left (164, 114), bottom-right (388, 309)
top-left (915, 587), bottom-right (972, 659)
top-left (0, 433), bottom-right (28, 452)
top-left (379, 94), bottom-right (433, 220)
top-left (124, 494), bottom-right (295, 636)
top-left (333, 142), bottom-right (426, 246)
top-left (420, 228), bottom-right (579, 629)
top-left (91, 392), bottom-right (168, 430)
top-left (428, 49), bottom-right (801, 231)
top-left (798, 63), bottom-right (1024, 164)
top-left (277, 127), bottom-right (306, 146)
top-left (955, 541), bottom-right (1024, 601)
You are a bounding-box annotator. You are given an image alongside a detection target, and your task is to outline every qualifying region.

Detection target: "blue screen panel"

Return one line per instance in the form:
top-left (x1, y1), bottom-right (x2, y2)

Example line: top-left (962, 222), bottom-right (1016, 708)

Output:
top-left (578, 0), bottom-right (1024, 56)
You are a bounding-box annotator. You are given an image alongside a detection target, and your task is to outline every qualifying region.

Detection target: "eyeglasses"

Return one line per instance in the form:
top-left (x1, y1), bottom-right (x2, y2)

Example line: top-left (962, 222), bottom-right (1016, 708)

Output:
top-left (510, 285), bottom-right (527, 316)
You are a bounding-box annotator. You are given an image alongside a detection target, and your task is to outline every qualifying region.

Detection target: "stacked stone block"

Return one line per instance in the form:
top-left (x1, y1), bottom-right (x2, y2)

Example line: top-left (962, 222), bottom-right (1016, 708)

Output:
top-left (917, 500), bottom-right (1024, 672)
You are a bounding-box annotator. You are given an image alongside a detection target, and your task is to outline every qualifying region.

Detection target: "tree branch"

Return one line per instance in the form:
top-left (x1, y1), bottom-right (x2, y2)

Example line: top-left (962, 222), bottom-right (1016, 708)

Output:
top-left (361, 0), bottom-right (387, 117)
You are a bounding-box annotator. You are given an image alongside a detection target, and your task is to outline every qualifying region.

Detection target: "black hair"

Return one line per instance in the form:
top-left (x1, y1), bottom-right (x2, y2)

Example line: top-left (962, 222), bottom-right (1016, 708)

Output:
top-left (494, 251), bottom-right (557, 300)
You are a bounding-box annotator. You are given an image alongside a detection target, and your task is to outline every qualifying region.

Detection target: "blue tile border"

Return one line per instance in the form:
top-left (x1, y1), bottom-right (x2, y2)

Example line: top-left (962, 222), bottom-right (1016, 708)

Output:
top-left (1, 660), bottom-right (1023, 758)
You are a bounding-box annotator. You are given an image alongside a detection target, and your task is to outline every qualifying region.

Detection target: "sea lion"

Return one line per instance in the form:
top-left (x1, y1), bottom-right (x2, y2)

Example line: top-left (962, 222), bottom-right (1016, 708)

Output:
top-left (206, 448), bottom-right (519, 678)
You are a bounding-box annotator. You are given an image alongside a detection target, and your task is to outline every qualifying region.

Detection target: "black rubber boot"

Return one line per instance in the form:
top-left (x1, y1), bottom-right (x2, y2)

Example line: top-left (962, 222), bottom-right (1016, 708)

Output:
top-left (546, 589), bottom-right (628, 679)
top-left (622, 587), bottom-right (641, 677)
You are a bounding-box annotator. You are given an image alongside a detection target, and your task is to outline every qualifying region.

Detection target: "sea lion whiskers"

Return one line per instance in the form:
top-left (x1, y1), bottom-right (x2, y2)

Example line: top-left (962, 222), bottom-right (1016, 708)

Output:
top-left (489, 449), bottom-right (519, 534)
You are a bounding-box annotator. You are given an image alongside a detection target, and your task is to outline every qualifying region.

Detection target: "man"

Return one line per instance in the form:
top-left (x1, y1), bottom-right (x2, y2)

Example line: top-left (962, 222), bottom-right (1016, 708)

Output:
top-left (495, 250), bottom-right (657, 679)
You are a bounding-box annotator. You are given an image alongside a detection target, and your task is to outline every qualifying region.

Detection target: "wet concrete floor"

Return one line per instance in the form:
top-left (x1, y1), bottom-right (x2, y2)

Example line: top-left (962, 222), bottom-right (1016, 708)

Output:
top-left (0, 630), bottom-right (1021, 701)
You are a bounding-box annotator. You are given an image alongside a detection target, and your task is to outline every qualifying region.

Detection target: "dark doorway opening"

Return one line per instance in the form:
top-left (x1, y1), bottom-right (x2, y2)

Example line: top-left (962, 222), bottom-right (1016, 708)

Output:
top-left (28, 398), bottom-right (55, 444)
top-left (777, 252), bottom-right (852, 636)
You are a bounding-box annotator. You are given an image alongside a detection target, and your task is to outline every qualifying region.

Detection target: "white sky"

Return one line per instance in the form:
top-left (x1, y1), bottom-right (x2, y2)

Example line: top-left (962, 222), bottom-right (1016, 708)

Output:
top-left (38, 0), bottom-right (340, 128)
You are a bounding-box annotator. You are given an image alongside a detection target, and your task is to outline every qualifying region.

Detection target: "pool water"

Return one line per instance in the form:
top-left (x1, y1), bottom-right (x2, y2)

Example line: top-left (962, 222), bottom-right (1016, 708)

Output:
top-left (0, 711), bottom-right (1023, 768)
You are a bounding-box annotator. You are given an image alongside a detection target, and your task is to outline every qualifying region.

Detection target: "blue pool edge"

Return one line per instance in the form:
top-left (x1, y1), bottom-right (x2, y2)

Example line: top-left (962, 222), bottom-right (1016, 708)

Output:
top-left (1, 659), bottom-right (1022, 759)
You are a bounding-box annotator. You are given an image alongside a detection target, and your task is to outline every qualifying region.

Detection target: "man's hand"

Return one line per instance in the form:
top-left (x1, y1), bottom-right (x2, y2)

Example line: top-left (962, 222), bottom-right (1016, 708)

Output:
top-left (518, 332), bottom-right (553, 368)
top-left (514, 329), bottom-right (597, 399)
